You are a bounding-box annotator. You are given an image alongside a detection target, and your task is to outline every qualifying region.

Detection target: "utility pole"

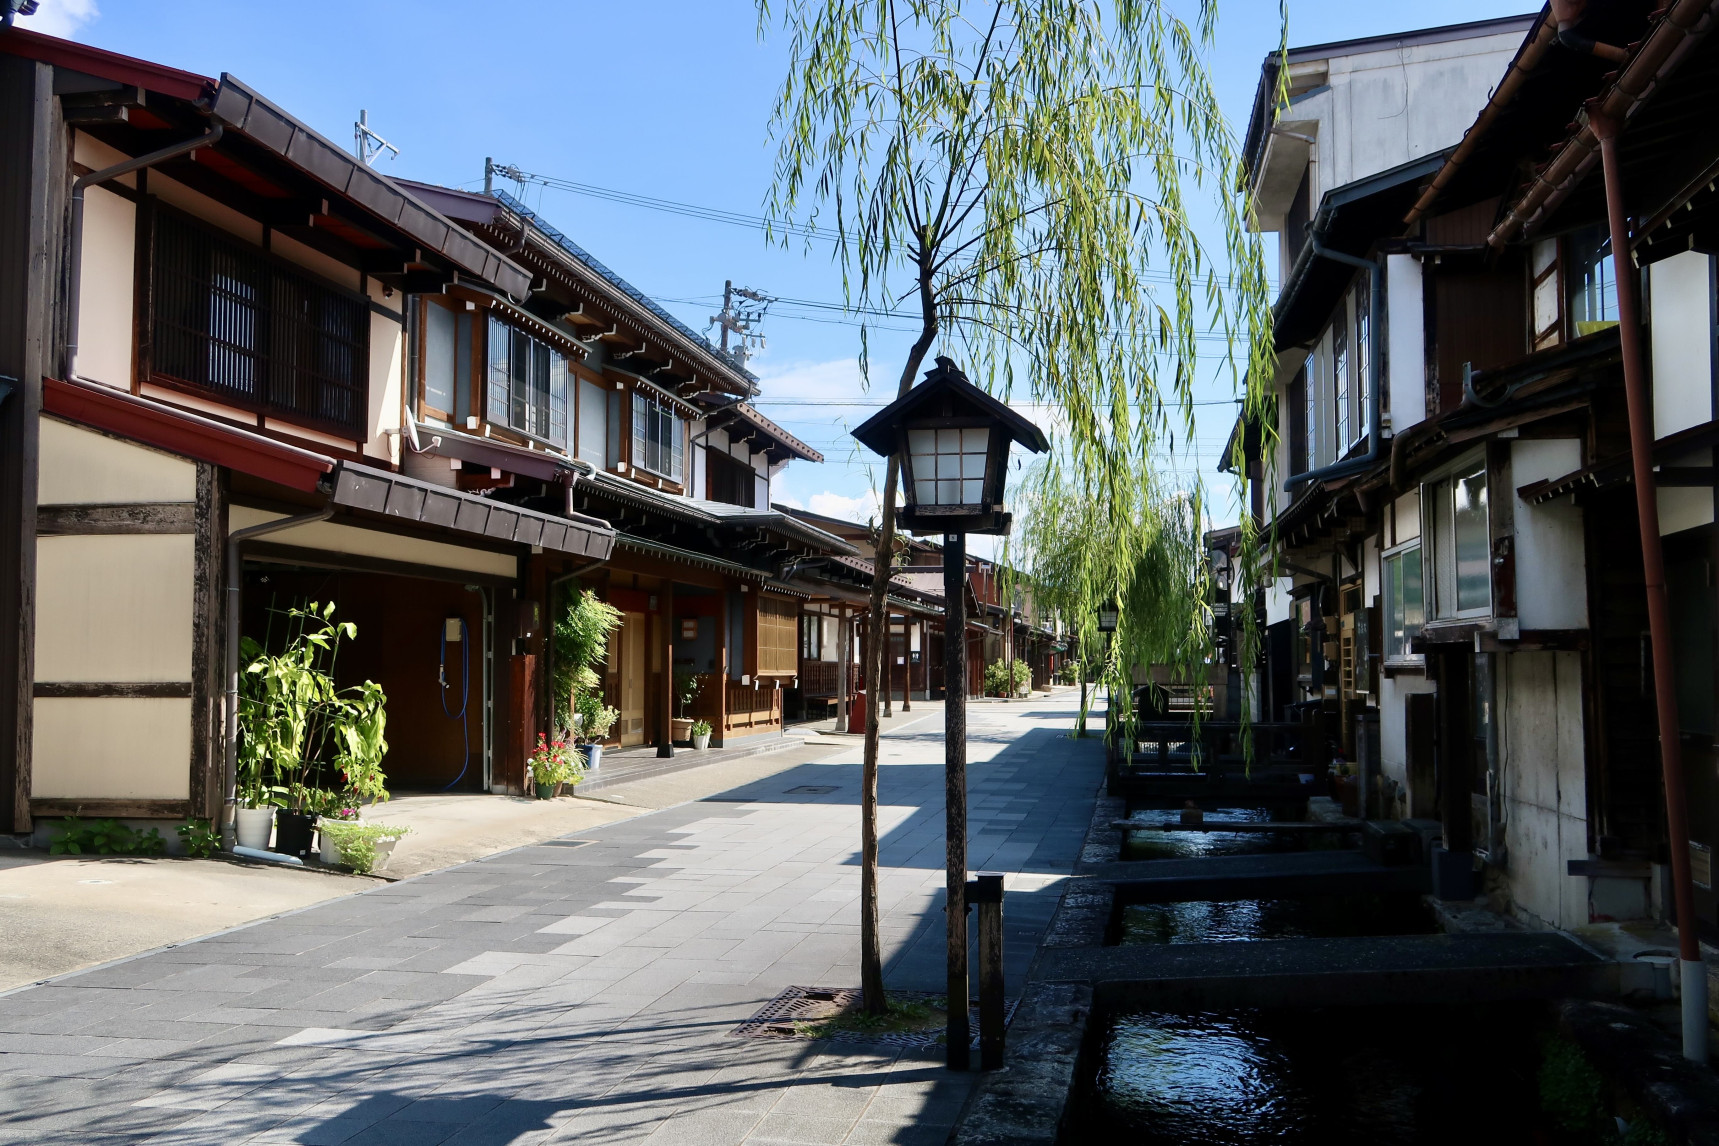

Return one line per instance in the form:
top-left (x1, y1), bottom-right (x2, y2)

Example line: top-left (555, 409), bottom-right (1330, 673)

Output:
top-left (708, 281), bottom-right (772, 368)
top-left (353, 110), bottom-right (398, 167)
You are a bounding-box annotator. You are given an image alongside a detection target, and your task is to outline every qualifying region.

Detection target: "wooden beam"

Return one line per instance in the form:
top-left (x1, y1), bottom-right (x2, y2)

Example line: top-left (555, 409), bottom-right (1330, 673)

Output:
top-left (33, 682), bottom-right (193, 698)
top-left (35, 502), bottom-right (195, 534)
top-left (30, 798), bottom-right (191, 820)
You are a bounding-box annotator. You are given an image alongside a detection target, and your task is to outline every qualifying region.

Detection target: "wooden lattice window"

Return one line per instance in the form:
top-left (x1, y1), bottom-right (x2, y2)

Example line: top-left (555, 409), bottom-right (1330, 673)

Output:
top-left (149, 207), bottom-right (368, 439)
top-left (757, 596), bottom-right (798, 677)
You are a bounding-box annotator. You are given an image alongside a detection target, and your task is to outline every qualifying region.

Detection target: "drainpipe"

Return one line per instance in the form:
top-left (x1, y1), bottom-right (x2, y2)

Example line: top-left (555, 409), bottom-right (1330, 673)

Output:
top-left (220, 506), bottom-right (333, 852)
top-left (66, 125), bottom-right (223, 380)
top-left (1284, 241), bottom-right (1384, 491)
top-left (1591, 107), bottom-right (1708, 1064)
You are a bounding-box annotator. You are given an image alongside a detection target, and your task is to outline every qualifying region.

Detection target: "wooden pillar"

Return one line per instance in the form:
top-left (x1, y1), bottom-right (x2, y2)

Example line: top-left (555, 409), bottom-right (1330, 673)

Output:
top-left (943, 532), bottom-right (969, 1070)
top-left (836, 606), bottom-right (851, 733)
top-left (902, 616), bottom-right (912, 712)
top-left (658, 582), bottom-right (675, 758)
top-left (883, 610), bottom-right (894, 718)
top-left (972, 872), bottom-right (1005, 1070)
top-left (717, 587), bottom-right (730, 746)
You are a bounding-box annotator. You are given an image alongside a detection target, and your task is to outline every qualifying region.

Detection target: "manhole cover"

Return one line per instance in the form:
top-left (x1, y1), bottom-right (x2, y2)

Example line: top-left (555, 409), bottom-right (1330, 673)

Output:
top-left (539, 839), bottom-right (594, 849)
top-left (731, 984), bottom-right (1017, 1050)
top-left (785, 785), bottom-right (838, 795)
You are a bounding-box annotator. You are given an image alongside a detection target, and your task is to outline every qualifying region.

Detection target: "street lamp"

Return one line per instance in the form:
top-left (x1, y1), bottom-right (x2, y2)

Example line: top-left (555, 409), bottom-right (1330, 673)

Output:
top-left (1096, 602), bottom-right (1119, 634)
top-left (854, 355), bottom-right (1048, 1071)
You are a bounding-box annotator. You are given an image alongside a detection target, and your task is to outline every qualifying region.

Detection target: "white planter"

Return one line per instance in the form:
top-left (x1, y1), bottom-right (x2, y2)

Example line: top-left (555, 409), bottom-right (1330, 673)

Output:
top-left (235, 807), bottom-right (274, 851)
top-left (584, 744), bottom-right (603, 770)
top-left (318, 827), bottom-right (342, 866)
top-left (692, 733), bottom-right (711, 750)
top-left (372, 837), bottom-right (398, 872)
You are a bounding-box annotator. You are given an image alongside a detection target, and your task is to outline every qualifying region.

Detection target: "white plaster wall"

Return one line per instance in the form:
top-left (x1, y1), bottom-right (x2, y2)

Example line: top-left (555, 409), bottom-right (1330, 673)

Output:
top-left (1500, 650), bottom-right (1590, 930)
top-left (38, 418), bottom-right (195, 505)
top-left (75, 184), bottom-right (135, 390)
top-left (1379, 671), bottom-right (1434, 791)
top-left (1659, 459), bottom-right (1715, 536)
top-left (1511, 439), bottom-right (1588, 630)
top-left (366, 298), bottom-right (404, 462)
top-left (1386, 254), bottom-right (1426, 432)
top-left (33, 697), bottom-right (192, 799)
top-left (1649, 250), bottom-right (1714, 440)
top-left (1264, 578), bottom-right (1293, 627)
top-left (34, 534), bottom-right (194, 683)
top-left (229, 505), bottom-right (517, 579)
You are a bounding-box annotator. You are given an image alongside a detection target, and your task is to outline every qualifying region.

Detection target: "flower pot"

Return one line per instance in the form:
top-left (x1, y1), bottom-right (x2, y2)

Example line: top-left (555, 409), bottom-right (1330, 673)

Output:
top-left (372, 837), bottom-right (398, 872)
top-left (584, 744), bottom-right (603, 770)
top-left (671, 717), bottom-right (693, 743)
top-left (692, 732), bottom-right (711, 750)
top-left (274, 811), bottom-right (316, 859)
top-left (534, 780), bottom-right (557, 800)
top-left (235, 806), bottom-right (274, 851)
top-left (318, 827), bottom-right (341, 866)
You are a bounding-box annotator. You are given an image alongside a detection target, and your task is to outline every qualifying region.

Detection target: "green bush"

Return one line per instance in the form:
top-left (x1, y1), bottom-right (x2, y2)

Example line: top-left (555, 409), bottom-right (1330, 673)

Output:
top-left (983, 659), bottom-right (1030, 696)
top-left (175, 818), bottom-right (221, 858)
top-left (318, 821), bottom-right (409, 875)
top-left (49, 817), bottom-right (166, 856)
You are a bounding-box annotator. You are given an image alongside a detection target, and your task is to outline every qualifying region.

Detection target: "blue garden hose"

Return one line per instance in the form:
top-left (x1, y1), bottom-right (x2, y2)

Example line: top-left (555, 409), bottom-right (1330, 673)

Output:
top-left (439, 619), bottom-right (470, 791)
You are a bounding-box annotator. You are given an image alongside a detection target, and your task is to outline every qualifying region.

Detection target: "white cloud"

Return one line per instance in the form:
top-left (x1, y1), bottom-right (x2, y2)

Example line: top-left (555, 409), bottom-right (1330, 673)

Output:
top-left (807, 489), bottom-right (881, 524)
top-left (17, 0), bottom-right (99, 39)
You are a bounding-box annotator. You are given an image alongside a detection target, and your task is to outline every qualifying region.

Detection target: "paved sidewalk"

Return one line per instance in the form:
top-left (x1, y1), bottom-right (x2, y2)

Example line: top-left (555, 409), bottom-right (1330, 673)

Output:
top-left (0, 690), bottom-right (1102, 1145)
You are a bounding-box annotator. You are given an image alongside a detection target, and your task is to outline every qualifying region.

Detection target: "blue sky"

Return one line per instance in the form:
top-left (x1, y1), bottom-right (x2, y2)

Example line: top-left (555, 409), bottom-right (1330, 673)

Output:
top-left (22, 0), bottom-right (1534, 532)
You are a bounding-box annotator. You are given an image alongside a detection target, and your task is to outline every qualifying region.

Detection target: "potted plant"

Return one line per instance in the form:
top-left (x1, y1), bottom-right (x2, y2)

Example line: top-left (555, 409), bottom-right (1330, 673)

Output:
top-left (318, 820), bottom-right (411, 875)
top-left (239, 602), bottom-right (389, 859)
top-left (690, 719), bottom-right (713, 750)
top-left (576, 694), bottom-right (619, 769)
top-left (672, 668), bottom-right (701, 743)
top-left (527, 734), bottom-right (580, 798)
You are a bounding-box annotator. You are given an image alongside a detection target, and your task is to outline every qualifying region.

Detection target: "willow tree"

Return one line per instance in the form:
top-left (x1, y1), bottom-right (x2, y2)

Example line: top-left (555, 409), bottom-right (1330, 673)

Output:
top-left (760, 0), bottom-right (1274, 1013)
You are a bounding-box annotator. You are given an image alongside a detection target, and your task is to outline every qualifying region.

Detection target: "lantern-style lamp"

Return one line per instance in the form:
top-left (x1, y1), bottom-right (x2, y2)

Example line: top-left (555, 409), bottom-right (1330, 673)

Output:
top-left (852, 356), bottom-right (1050, 535)
top-left (1097, 602), bottom-right (1119, 633)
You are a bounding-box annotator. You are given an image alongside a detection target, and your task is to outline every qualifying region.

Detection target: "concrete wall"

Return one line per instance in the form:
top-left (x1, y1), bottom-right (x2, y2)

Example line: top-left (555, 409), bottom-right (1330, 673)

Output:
top-left (1499, 649), bottom-right (1590, 930)
top-left (1511, 439), bottom-right (1587, 631)
top-left (32, 420), bottom-right (196, 801)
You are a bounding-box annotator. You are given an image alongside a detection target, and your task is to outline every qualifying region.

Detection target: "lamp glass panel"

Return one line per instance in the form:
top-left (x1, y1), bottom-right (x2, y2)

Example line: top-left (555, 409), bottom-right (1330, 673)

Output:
top-left (962, 479), bottom-right (982, 501)
top-left (913, 453), bottom-right (936, 482)
top-left (961, 451), bottom-right (986, 479)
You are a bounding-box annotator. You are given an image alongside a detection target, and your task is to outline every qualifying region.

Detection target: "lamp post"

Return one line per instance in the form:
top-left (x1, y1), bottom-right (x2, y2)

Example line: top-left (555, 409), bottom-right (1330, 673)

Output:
top-left (853, 356), bottom-right (1048, 1070)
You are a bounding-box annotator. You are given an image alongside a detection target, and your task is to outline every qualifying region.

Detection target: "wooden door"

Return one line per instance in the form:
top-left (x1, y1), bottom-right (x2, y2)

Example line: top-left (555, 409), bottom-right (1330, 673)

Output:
top-left (620, 611), bottom-right (647, 746)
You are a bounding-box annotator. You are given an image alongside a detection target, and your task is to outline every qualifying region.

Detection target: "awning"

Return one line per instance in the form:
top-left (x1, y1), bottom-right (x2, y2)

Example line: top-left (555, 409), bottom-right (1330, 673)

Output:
top-left (329, 463), bottom-right (613, 559)
top-left (613, 534), bottom-right (768, 580)
top-left (413, 417), bottom-right (576, 483)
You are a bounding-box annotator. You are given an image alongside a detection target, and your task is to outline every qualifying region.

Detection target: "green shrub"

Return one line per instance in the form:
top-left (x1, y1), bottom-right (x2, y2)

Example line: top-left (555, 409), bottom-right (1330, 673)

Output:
top-left (690, 719), bottom-right (713, 737)
top-left (318, 821), bottom-right (409, 875)
top-left (1539, 1034), bottom-right (1608, 1136)
top-left (175, 818), bottom-right (221, 858)
top-left (49, 817), bottom-right (166, 856)
top-left (983, 659), bottom-right (1030, 696)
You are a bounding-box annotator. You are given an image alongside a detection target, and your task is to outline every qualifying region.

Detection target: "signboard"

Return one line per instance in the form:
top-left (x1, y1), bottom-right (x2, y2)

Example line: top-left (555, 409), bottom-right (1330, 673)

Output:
top-left (680, 618), bottom-right (698, 640)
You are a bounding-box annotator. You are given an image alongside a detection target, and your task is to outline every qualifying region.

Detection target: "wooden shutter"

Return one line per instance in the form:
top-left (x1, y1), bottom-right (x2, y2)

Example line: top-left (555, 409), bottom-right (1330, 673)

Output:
top-left (757, 596), bottom-right (798, 677)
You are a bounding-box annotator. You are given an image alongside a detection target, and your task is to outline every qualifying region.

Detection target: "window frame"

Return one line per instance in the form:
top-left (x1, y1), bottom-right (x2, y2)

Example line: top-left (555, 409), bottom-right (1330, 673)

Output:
top-left (1423, 456), bottom-right (1492, 622)
top-left (630, 387), bottom-right (687, 483)
top-left (1381, 538), bottom-right (1425, 666)
top-left (478, 311), bottom-right (573, 451)
top-left (144, 202), bottom-right (372, 441)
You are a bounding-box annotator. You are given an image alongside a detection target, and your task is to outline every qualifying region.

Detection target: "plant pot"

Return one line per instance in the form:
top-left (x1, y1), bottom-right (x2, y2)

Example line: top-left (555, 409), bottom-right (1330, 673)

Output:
top-left (671, 717), bottom-right (693, 743)
top-left (372, 837), bottom-right (398, 872)
top-left (534, 781), bottom-right (557, 800)
top-left (584, 744), bottom-right (603, 770)
top-left (318, 827), bottom-right (341, 865)
top-left (692, 733), bottom-right (711, 750)
top-left (274, 811), bottom-right (316, 859)
top-left (235, 806), bottom-right (275, 851)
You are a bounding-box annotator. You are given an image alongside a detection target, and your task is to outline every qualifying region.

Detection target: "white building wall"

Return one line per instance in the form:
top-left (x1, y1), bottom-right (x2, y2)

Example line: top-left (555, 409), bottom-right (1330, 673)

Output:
top-left (1385, 254), bottom-right (1426, 432)
top-left (74, 183), bottom-right (135, 390)
top-left (1500, 649), bottom-right (1590, 930)
top-left (1379, 672), bottom-right (1434, 799)
top-left (1649, 250), bottom-right (1714, 440)
top-left (1511, 439), bottom-right (1587, 631)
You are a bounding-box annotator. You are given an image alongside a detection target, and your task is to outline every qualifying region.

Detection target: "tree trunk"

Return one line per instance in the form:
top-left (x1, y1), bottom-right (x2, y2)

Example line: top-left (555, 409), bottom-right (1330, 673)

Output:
top-left (1076, 657), bottom-right (1087, 738)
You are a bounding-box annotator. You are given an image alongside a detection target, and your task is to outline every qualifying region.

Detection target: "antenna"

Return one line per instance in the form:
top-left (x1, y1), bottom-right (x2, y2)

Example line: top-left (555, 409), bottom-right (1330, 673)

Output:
top-left (707, 280), bottom-right (773, 368)
top-left (354, 110), bottom-right (399, 167)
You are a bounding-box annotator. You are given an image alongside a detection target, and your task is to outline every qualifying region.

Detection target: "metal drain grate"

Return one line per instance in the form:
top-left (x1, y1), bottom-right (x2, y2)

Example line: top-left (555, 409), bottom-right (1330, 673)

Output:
top-left (784, 785), bottom-right (839, 795)
top-left (731, 984), bottom-right (1018, 1051)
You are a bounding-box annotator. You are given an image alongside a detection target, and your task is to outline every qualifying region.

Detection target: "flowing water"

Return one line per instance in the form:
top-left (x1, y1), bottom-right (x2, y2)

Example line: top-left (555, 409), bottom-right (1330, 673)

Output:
top-left (1115, 894), bottom-right (1434, 944)
top-left (1077, 1004), bottom-right (1546, 1143)
top-left (1120, 806), bottom-right (1349, 861)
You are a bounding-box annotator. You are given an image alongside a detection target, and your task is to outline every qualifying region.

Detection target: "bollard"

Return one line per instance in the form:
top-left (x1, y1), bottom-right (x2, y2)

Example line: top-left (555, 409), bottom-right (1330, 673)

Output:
top-left (967, 872), bottom-right (1006, 1070)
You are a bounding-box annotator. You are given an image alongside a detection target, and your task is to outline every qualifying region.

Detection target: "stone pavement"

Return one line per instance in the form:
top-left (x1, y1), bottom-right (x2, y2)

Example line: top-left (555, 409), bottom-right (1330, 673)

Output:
top-left (0, 691), bottom-right (1102, 1145)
